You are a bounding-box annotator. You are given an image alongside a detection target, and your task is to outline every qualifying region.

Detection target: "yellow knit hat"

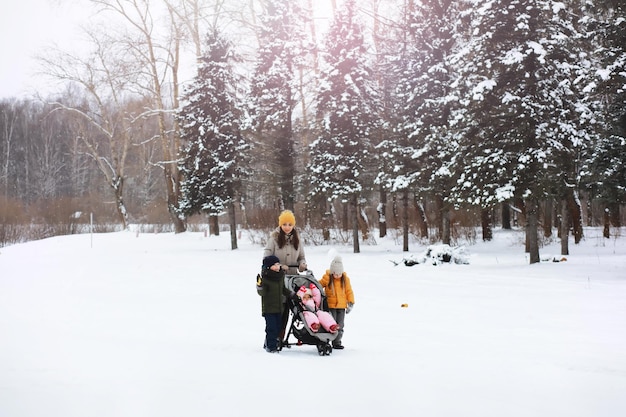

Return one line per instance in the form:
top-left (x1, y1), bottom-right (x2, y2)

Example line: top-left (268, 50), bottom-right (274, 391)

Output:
top-left (278, 210), bottom-right (296, 226)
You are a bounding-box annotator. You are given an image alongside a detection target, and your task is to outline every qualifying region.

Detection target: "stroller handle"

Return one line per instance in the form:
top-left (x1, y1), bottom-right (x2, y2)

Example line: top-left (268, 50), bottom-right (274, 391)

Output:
top-left (284, 265), bottom-right (314, 277)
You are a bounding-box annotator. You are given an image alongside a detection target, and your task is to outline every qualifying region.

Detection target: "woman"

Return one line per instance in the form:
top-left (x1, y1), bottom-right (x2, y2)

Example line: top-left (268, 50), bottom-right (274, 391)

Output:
top-left (263, 210), bottom-right (307, 274)
top-left (263, 209), bottom-right (307, 340)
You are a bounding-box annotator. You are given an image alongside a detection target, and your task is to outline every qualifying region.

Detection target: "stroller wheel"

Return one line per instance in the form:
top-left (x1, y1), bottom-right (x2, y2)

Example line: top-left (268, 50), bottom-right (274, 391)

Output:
top-left (317, 343), bottom-right (332, 356)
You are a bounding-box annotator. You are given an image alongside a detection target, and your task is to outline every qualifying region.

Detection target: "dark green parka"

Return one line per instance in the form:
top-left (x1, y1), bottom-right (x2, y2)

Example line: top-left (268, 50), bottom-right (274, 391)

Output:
top-left (257, 267), bottom-right (291, 315)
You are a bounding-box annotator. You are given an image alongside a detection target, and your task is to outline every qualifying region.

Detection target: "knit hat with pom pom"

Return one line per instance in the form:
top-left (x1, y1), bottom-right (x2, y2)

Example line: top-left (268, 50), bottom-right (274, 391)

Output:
top-left (330, 255), bottom-right (344, 275)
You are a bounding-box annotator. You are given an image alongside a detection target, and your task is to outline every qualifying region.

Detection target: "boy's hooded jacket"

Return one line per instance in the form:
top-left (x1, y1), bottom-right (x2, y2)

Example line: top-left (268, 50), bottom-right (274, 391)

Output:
top-left (257, 266), bottom-right (291, 315)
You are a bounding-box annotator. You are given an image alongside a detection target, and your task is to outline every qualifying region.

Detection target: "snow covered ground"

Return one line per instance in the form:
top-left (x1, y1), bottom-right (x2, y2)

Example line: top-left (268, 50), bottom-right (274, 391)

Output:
top-left (1, 227), bottom-right (625, 417)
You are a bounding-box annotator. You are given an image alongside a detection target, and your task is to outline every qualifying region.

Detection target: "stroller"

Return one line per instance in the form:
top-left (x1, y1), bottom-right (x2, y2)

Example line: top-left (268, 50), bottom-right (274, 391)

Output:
top-left (280, 272), bottom-right (339, 356)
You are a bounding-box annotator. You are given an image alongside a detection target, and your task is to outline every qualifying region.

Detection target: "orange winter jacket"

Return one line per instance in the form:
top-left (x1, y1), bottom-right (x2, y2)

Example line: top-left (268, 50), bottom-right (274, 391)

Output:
top-left (319, 270), bottom-right (355, 309)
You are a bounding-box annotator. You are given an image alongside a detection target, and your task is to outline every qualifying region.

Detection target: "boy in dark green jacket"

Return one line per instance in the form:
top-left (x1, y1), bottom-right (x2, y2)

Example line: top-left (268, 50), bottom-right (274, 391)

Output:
top-left (257, 255), bottom-right (292, 353)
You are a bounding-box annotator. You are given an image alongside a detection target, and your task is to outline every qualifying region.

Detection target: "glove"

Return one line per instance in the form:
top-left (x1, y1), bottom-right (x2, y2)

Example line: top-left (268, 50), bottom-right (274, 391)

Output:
top-left (299, 262), bottom-right (307, 272)
top-left (256, 274), bottom-right (262, 286)
top-left (346, 302), bottom-right (354, 314)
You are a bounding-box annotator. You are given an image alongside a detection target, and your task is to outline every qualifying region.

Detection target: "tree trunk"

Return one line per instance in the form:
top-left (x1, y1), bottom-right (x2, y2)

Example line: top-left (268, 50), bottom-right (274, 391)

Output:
top-left (481, 207), bottom-right (492, 241)
top-left (560, 198), bottom-right (569, 256)
top-left (166, 170), bottom-right (186, 233)
top-left (413, 195), bottom-right (428, 238)
top-left (525, 226), bottom-right (530, 253)
top-left (278, 116), bottom-right (295, 212)
top-left (402, 190), bottom-right (409, 252)
top-left (502, 202), bottom-right (511, 229)
top-left (164, 11), bottom-right (186, 235)
top-left (439, 194), bottom-right (451, 245)
top-left (442, 209), bottom-right (451, 245)
top-left (239, 199), bottom-right (248, 229)
top-left (228, 201), bottom-right (237, 250)
top-left (608, 201), bottom-right (621, 228)
top-left (553, 199), bottom-right (560, 232)
top-left (113, 177), bottom-right (128, 230)
top-left (526, 198), bottom-right (540, 264)
top-left (322, 200), bottom-right (331, 241)
top-left (434, 195), bottom-right (443, 240)
top-left (352, 195), bottom-right (360, 253)
top-left (603, 206), bottom-right (610, 238)
top-left (378, 185), bottom-right (387, 238)
top-left (358, 206), bottom-right (369, 241)
top-left (543, 199), bottom-right (553, 238)
top-left (279, 163), bottom-right (295, 212)
top-left (391, 193), bottom-right (399, 228)
top-left (209, 214), bottom-right (219, 236)
top-left (566, 190), bottom-right (583, 244)
top-left (514, 198), bottom-right (526, 229)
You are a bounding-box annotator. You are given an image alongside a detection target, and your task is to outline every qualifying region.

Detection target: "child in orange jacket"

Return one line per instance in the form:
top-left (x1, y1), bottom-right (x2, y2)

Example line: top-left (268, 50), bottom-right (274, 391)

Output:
top-left (318, 255), bottom-right (354, 349)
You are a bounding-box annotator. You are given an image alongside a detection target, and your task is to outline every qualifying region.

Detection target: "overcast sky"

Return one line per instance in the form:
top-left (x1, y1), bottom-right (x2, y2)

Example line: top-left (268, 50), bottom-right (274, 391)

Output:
top-left (1, 0), bottom-right (336, 100)
top-left (0, 0), bottom-right (88, 99)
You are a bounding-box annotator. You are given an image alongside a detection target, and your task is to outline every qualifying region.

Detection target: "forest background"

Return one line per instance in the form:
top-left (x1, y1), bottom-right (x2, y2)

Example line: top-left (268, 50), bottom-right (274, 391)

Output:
top-left (1, 0), bottom-right (625, 264)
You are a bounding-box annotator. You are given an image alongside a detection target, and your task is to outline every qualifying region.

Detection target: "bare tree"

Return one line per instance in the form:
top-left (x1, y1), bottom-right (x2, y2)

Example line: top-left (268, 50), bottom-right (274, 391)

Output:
top-left (89, 0), bottom-right (251, 232)
top-left (31, 113), bottom-right (68, 200)
top-left (0, 101), bottom-right (19, 201)
top-left (41, 30), bottom-right (143, 229)
top-left (164, 0), bottom-right (233, 59)
top-left (83, 0), bottom-right (188, 232)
